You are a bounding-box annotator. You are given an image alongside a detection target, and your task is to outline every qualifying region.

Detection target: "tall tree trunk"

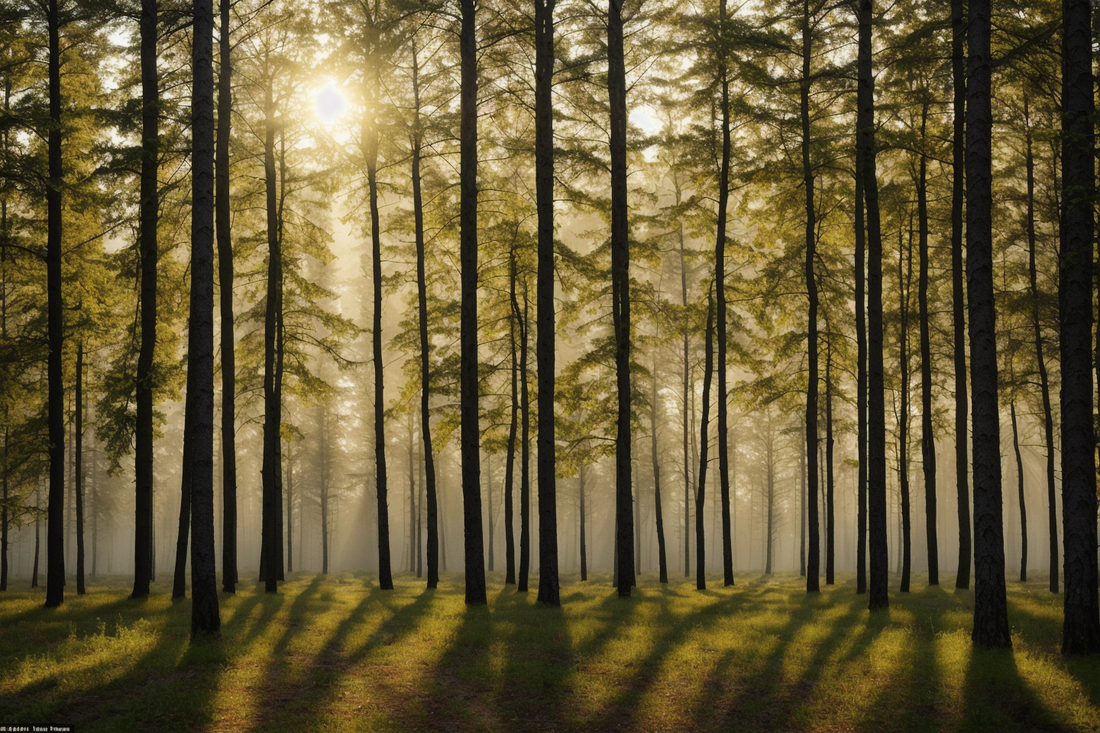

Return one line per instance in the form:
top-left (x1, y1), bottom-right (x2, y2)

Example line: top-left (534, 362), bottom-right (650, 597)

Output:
top-left (766, 425), bottom-right (775, 575)
top-left (1059, 0), bottom-right (1100, 655)
top-left (966, 0), bottom-right (1010, 648)
top-left (716, 0), bottom-right (734, 590)
top-left (417, 436), bottom-right (424, 577)
top-left (825, 338), bottom-right (834, 585)
top-left (190, 0), bottom-right (220, 635)
top-left (899, 227), bottom-right (913, 594)
top-left (410, 44), bottom-right (439, 590)
top-left (259, 85), bottom-right (281, 594)
top-left (505, 256), bottom-right (519, 586)
top-left (680, 222), bottom-right (691, 578)
top-left (517, 273), bottom-right (532, 592)
top-left (368, 71), bottom-right (393, 591)
top-left (320, 404), bottom-right (329, 575)
top-left (286, 439), bottom-right (293, 574)
top-left (172, 415), bottom-right (191, 599)
top-left (131, 0), bottom-right (158, 601)
top-left (609, 0), bottom-right (634, 599)
top-left (44, 0), bottom-right (65, 610)
top-left (858, 0), bottom-right (888, 611)
top-left (651, 356), bottom-right (668, 583)
top-left (411, 416), bottom-right (419, 573)
top-left (801, 0), bottom-right (820, 596)
top-left (950, 0), bottom-right (972, 593)
top-left (579, 465), bottom-right (587, 581)
top-left (535, 0), bottom-right (559, 607)
top-left (799, 422), bottom-right (806, 576)
top-left (217, 0), bottom-right (237, 594)
top-left (917, 100), bottom-right (939, 587)
top-left (460, 0), bottom-right (486, 605)
top-left (0, 72), bottom-right (9, 593)
top-left (75, 343), bottom-right (85, 595)
top-left (33, 481), bottom-right (41, 587)
top-left (695, 295), bottom-right (714, 591)
top-left (1023, 96), bottom-right (1058, 595)
top-left (855, 116), bottom-right (867, 595)
top-left (1010, 402), bottom-right (1027, 582)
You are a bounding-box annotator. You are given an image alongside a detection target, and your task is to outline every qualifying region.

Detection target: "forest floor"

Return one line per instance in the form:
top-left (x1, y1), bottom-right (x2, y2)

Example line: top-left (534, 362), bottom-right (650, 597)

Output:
top-left (1, 571), bottom-right (1098, 732)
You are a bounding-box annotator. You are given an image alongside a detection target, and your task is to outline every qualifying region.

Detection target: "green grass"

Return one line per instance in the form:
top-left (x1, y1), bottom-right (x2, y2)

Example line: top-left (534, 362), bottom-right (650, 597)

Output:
top-left (1, 572), bottom-right (1098, 731)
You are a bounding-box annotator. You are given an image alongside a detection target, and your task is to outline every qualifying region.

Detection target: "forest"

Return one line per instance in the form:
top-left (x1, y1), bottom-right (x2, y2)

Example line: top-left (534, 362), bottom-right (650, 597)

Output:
top-left (0, 0), bottom-right (1098, 672)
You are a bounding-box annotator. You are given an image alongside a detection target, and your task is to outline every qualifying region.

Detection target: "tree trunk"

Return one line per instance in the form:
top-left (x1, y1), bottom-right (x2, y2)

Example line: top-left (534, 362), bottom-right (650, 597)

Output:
top-left (75, 343), bottom-right (85, 595)
top-left (33, 481), bottom-right (41, 587)
top-left (695, 295), bottom-right (714, 591)
top-left (825, 339), bottom-right (834, 586)
top-left (505, 256), bottom-right (519, 586)
top-left (1059, 0), bottom-right (1100, 656)
top-left (799, 422), bottom-right (806, 577)
top-left (950, 0), bottom-right (971, 593)
top-left (44, 0), bottom-right (65, 610)
top-left (680, 223), bottom-right (691, 579)
top-left (858, 0), bottom-right (888, 611)
top-left (259, 84), bottom-right (281, 595)
top-left (917, 100), bottom-right (939, 587)
top-left (1023, 96), bottom-right (1058, 595)
top-left (189, 0), bottom-right (220, 635)
top-left (172, 414), bottom-right (191, 599)
top-left (459, 0), bottom-right (486, 605)
top-left (766, 424), bottom-right (775, 575)
top-left (320, 404), bottom-right (329, 575)
top-left (855, 114), bottom-right (867, 595)
top-left (609, 0), bottom-right (634, 599)
top-left (286, 439), bottom-right (293, 574)
top-left (1010, 402), bottom-right (1027, 582)
top-left (966, 0), bottom-right (1010, 648)
top-left (715, 0), bottom-right (734, 590)
top-left (410, 44), bottom-right (439, 590)
top-left (535, 0), bottom-right (559, 607)
top-left (217, 0), bottom-right (237, 594)
top-left (579, 465), bottom-right (587, 581)
top-left (651, 357), bottom-right (668, 583)
top-left (518, 276), bottom-right (532, 592)
top-left (801, 0), bottom-right (819, 597)
top-left (412, 416), bottom-right (419, 573)
top-left (899, 226), bottom-right (912, 594)
top-left (369, 92), bottom-right (393, 590)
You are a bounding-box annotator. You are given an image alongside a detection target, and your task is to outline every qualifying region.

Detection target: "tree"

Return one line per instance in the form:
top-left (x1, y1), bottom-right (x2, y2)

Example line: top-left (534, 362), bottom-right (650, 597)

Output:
top-left (1059, 0), bottom-right (1099, 656)
top-left (460, 0), bottom-right (487, 606)
top-left (695, 292), bottom-right (714, 590)
top-left (190, 0), bottom-right (221, 637)
top-left (535, 0), bottom-right (560, 608)
top-left (966, 0), bottom-right (1009, 649)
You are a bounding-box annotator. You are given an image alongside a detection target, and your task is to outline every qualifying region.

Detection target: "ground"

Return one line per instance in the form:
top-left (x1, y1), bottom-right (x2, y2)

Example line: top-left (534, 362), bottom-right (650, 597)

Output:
top-left (1, 571), bottom-right (1098, 731)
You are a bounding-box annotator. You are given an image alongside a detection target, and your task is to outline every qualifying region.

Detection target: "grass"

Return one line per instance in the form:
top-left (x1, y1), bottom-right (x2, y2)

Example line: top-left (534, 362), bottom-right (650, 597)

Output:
top-left (1, 571), bottom-right (1098, 731)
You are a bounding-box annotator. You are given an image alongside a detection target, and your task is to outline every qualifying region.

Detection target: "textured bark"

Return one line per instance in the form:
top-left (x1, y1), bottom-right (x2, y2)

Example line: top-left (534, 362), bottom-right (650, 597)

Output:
top-left (460, 0), bottom-right (486, 605)
top-left (917, 101), bottom-right (938, 587)
top-left (410, 46), bottom-right (439, 590)
top-left (1010, 403), bottom-right (1027, 582)
top-left (950, 0), bottom-right (972, 592)
top-left (825, 341), bottom-right (834, 585)
top-left (651, 360), bottom-right (668, 583)
top-left (855, 128), bottom-right (867, 595)
top-left (190, 0), bottom-right (221, 635)
top-left (517, 272), bottom-right (531, 593)
top-left (858, 0), bottom-right (887, 612)
top-left (75, 344), bottom-right (84, 595)
top-left (172, 410), bottom-right (191, 600)
top-left (898, 228), bottom-right (912, 594)
top-left (44, 0), bottom-right (65, 610)
top-left (131, 0), bottom-right (158, 601)
top-left (1059, 0), bottom-right (1100, 656)
top-left (680, 222), bottom-right (691, 578)
top-left (716, 0), bottom-right (734, 590)
top-left (505, 261), bottom-right (519, 586)
top-left (966, 0), bottom-right (1010, 648)
top-left (535, 0), bottom-right (559, 607)
top-left (217, 0), bottom-right (237, 594)
top-left (695, 298), bottom-right (714, 591)
top-left (609, 0), bottom-right (634, 598)
top-left (801, 0), bottom-right (819, 596)
top-left (259, 85), bottom-right (281, 594)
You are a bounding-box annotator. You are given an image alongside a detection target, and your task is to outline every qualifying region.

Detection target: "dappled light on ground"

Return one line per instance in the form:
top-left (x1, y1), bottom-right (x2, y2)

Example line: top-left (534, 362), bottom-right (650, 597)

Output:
top-left (1, 573), bottom-right (1098, 731)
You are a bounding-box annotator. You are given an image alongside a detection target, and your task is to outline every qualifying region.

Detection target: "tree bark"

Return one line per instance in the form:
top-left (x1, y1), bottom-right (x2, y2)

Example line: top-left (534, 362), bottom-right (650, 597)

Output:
top-left (609, 0), bottom-right (634, 599)
top-left (651, 357), bottom-right (668, 583)
top-left (825, 339), bottom-right (834, 585)
top-left (680, 222), bottom-right (691, 579)
top-left (190, 0), bottom-right (221, 635)
top-left (44, 0), bottom-right (65, 610)
top-left (1059, 0), bottom-right (1100, 656)
top-left (695, 296), bottom-right (714, 591)
top-left (917, 99), bottom-right (938, 587)
top-left (966, 0), bottom-right (1010, 648)
top-left (217, 0), bottom-right (238, 594)
top-left (855, 115), bottom-right (867, 595)
top-left (1010, 402), bottom-right (1027, 582)
top-left (950, 0), bottom-right (972, 593)
top-left (535, 0), bottom-right (559, 607)
top-left (579, 465), bottom-right (587, 581)
top-left (801, 0), bottom-right (819, 596)
top-left (899, 226), bottom-right (912, 594)
top-left (75, 343), bottom-right (84, 595)
top-left (172, 411), bottom-right (191, 600)
top-left (858, 0), bottom-right (888, 612)
top-left (505, 256), bottom-right (519, 586)
top-left (460, 0), bottom-right (487, 605)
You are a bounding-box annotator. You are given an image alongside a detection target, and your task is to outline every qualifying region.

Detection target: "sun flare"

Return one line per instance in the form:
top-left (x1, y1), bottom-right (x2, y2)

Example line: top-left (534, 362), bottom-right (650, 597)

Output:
top-left (314, 84), bottom-right (347, 124)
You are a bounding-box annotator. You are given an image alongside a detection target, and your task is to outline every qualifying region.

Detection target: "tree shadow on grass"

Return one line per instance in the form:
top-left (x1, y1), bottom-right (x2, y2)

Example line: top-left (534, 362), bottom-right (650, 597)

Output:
top-left (960, 645), bottom-right (1056, 732)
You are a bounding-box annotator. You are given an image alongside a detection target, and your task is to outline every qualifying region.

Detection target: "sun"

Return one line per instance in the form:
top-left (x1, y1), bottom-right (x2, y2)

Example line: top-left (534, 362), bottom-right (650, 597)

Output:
top-left (314, 84), bottom-right (347, 125)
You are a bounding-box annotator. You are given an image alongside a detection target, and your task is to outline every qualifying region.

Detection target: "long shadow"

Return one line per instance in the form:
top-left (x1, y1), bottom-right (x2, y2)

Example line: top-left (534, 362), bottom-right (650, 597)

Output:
top-left (961, 644), bottom-right (1056, 732)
